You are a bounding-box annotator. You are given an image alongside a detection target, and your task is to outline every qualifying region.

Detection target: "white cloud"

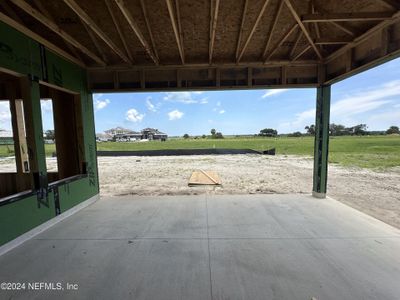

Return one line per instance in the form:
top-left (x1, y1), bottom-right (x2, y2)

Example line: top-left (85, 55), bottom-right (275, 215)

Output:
top-left (216, 101), bottom-right (221, 107)
top-left (262, 89), bottom-right (288, 98)
top-left (126, 108), bottom-right (145, 122)
top-left (392, 103), bottom-right (400, 108)
top-left (146, 97), bottom-right (157, 112)
top-left (168, 109), bottom-right (184, 120)
top-left (164, 92), bottom-right (198, 104)
top-left (278, 79), bottom-right (400, 132)
top-left (93, 94), bottom-right (110, 111)
top-left (40, 99), bottom-right (53, 113)
top-left (0, 101), bottom-right (11, 129)
top-left (193, 91), bottom-right (204, 95)
top-left (219, 110), bottom-right (225, 114)
top-left (200, 98), bottom-right (208, 104)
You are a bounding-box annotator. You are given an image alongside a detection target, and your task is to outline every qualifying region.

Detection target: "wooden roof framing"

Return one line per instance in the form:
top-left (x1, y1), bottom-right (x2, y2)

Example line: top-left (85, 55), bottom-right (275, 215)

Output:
top-left (0, 0), bottom-right (399, 91)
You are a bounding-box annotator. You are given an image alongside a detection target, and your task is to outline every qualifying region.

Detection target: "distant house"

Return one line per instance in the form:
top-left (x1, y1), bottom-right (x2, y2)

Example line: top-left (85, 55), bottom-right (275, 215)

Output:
top-left (98, 127), bottom-right (168, 142)
top-left (115, 131), bottom-right (142, 141)
top-left (96, 133), bottom-right (113, 142)
top-left (141, 128), bottom-right (168, 141)
top-left (104, 127), bottom-right (134, 136)
top-left (0, 129), bottom-right (13, 145)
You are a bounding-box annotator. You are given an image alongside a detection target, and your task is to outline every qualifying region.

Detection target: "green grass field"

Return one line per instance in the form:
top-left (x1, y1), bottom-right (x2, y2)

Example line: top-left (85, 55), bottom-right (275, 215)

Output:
top-left (1, 135), bottom-right (399, 169)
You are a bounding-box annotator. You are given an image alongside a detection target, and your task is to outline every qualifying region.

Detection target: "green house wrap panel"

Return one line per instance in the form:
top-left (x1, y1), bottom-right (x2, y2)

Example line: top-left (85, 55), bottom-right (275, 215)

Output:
top-left (0, 21), bottom-right (42, 79)
top-left (0, 194), bottom-right (55, 246)
top-left (0, 21), bottom-right (99, 247)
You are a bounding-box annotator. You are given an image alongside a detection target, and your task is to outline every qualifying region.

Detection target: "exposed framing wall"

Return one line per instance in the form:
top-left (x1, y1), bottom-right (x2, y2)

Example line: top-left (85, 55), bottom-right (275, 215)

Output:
top-left (0, 20), bottom-right (98, 246)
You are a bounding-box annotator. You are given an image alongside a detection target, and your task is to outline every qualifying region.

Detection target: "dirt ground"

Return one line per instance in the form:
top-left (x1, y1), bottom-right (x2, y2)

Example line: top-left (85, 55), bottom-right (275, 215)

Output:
top-left (1, 155), bottom-right (400, 229)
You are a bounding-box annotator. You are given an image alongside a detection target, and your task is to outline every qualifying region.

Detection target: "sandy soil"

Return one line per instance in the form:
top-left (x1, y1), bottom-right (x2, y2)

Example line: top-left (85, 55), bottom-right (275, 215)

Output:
top-left (1, 155), bottom-right (400, 229)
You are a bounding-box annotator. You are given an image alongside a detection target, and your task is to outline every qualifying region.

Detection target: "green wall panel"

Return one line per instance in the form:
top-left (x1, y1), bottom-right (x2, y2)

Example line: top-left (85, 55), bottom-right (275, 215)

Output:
top-left (0, 21), bottom-right (41, 79)
top-left (0, 20), bottom-right (99, 247)
top-left (0, 195), bottom-right (55, 246)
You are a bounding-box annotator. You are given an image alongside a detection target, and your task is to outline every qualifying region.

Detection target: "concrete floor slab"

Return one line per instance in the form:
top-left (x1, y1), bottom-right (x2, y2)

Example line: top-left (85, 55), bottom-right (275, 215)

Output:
top-left (0, 194), bottom-right (400, 299)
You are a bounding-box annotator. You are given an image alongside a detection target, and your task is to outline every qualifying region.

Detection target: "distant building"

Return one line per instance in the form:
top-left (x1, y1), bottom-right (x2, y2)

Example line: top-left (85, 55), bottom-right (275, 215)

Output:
top-left (96, 133), bottom-right (113, 142)
top-left (114, 131), bottom-right (142, 141)
top-left (98, 127), bottom-right (168, 142)
top-left (104, 127), bottom-right (134, 136)
top-left (141, 128), bottom-right (168, 140)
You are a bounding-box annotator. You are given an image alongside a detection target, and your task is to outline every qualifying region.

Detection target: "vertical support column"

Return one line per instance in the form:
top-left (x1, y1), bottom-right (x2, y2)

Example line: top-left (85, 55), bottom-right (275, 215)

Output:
top-left (20, 77), bottom-right (47, 188)
top-left (6, 82), bottom-right (29, 174)
top-left (312, 85), bottom-right (331, 199)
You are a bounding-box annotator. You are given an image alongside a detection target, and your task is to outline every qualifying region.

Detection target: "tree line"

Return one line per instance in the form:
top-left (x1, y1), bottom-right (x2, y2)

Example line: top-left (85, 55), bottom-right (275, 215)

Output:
top-left (258, 124), bottom-right (399, 137)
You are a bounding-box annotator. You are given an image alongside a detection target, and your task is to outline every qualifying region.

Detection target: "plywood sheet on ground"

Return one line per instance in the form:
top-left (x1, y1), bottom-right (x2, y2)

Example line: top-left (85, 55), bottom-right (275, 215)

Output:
top-left (188, 170), bottom-right (221, 186)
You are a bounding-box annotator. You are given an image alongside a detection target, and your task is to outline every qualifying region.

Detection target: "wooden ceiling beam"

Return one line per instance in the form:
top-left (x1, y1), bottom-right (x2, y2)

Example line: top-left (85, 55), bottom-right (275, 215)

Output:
top-left (0, 11), bottom-right (85, 68)
top-left (264, 23), bottom-right (298, 62)
top-left (105, 0), bottom-right (133, 62)
top-left (209, 0), bottom-right (220, 64)
top-left (166, 0), bottom-right (185, 64)
top-left (9, 0), bottom-right (105, 66)
top-left (262, 0), bottom-right (284, 59)
top-left (378, 0), bottom-right (400, 10)
top-left (0, 1), bottom-right (24, 24)
top-left (329, 21), bottom-right (356, 36)
top-left (292, 45), bottom-right (311, 61)
top-left (283, 0), bottom-right (322, 60)
top-left (237, 0), bottom-right (271, 62)
top-left (63, 0), bottom-right (131, 64)
top-left (314, 38), bottom-right (352, 45)
top-left (302, 12), bottom-right (393, 23)
top-left (32, 0), bottom-right (85, 64)
top-left (140, 0), bottom-right (159, 62)
top-left (114, 0), bottom-right (158, 64)
top-left (81, 21), bottom-right (108, 63)
top-left (289, 30), bottom-right (303, 59)
top-left (235, 0), bottom-right (248, 60)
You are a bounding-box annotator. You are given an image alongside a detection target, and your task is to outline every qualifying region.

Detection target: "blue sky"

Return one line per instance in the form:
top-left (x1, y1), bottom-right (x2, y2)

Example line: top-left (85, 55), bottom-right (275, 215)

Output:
top-left (0, 58), bottom-right (399, 136)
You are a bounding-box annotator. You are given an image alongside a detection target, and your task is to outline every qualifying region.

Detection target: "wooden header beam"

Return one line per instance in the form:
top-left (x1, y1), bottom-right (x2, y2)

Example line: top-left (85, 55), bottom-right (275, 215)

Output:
top-left (9, 0), bottom-right (104, 66)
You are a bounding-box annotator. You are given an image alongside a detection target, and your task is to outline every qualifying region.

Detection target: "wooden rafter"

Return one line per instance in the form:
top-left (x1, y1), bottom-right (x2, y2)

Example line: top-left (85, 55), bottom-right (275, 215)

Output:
top-left (176, 0), bottom-right (185, 63)
top-left (264, 23), bottom-right (298, 62)
top-left (9, 0), bottom-right (105, 65)
top-left (140, 0), bottom-right (159, 62)
top-left (329, 21), bottom-right (356, 36)
top-left (81, 21), bottom-right (108, 63)
top-left (314, 38), bottom-right (352, 45)
top-left (32, 0), bottom-right (85, 64)
top-left (63, 0), bottom-right (131, 64)
top-left (209, 0), bottom-right (220, 64)
top-left (289, 30), bottom-right (303, 59)
top-left (310, 0), bottom-right (321, 51)
top-left (166, 0), bottom-right (185, 64)
top-left (0, 1), bottom-right (24, 23)
top-left (262, 0), bottom-right (284, 59)
top-left (292, 45), bottom-right (311, 61)
top-left (302, 12), bottom-right (393, 23)
top-left (377, 0), bottom-right (400, 10)
top-left (0, 11), bottom-right (85, 67)
top-left (237, 0), bottom-right (271, 62)
top-left (105, 0), bottom-right (133, 62)
top-left (114, 0), bottom-right (158, 64)
top-left (236, 0), bottom-right (249, 60)
top-left (283, 0), bottom-right (322, 60)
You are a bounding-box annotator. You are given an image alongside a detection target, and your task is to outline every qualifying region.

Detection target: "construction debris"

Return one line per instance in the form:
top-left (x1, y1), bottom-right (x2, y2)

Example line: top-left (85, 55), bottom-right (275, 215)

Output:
top-left (188, 170), bottom-right (222, 186)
